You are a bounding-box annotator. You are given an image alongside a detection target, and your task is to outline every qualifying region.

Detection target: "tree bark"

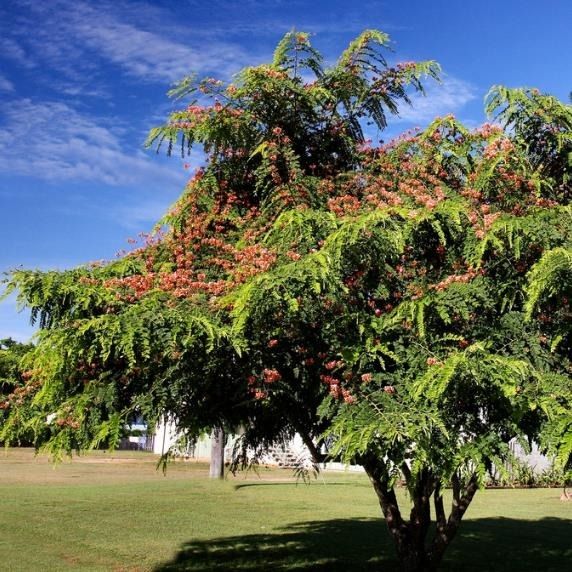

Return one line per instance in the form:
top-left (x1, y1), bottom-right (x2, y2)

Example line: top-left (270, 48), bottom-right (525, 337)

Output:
top-left (427, 472), bottom-right (479, 568)
top-left (297, 429), bottom-right (326, 464)
top-left (361, 456), bottom-right (416, 567)
top-left (362, 455), bottom-right (479, 571)
top-left (209, 426), bottom-right (225, 479)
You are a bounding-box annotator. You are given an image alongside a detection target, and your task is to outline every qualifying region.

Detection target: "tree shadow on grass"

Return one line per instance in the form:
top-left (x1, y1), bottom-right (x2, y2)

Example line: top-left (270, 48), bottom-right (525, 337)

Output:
top-left (154, 517), bottom-right (571, 572)
top-left (444, 516), bottom-right (572, 572)
top-left (155, 518), bottom-right (392, 572)
top-left (233, 482), bottom-right (363, 491)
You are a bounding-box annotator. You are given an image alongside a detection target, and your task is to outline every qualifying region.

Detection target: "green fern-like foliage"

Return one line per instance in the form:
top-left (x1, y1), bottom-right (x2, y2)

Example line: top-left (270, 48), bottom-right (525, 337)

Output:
top-left (525, 247), bottom-right (572, 317)
top-left (486, 86), bottom-right (572, 196)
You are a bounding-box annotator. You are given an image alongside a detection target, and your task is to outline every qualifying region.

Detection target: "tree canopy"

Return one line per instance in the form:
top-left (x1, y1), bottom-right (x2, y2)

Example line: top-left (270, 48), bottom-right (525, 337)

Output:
top-left (1, 30), bottom-right (571, 571)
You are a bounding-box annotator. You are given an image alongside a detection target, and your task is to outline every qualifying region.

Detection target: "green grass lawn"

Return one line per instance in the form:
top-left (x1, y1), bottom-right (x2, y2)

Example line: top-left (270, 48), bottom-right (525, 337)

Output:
top-left (0, 449), bottom-right (570, 571)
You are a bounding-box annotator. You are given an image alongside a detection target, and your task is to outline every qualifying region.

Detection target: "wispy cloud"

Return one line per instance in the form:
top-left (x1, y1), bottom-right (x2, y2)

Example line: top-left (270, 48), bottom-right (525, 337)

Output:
top-left (360, 75), bottom-right (480, 143)
top-left (0, 37), bottom-right (36, 69)
top-left (395, 75), bottom-right (478, 125)
top-left (57, 83), bottom-right (112, 100)
top-left (4, 0), bottom-right (252, 84)
top-left (3, 0), bottom-right (408, 89)
top-left (73, 19), bottom-right (250, 82)
top-left (0, 74), bottom-right (14, 92)
top-left (0, 98), bottom-right (185, 187)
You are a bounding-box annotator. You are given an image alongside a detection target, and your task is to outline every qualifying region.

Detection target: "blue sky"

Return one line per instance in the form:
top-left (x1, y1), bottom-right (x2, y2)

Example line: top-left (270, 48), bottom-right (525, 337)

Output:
top-left (1, 0), bottom-right (571, 340)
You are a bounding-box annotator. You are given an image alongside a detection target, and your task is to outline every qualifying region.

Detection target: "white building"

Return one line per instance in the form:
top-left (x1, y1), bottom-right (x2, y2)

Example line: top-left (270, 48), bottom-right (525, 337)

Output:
top-left (152, 420), bottom-right (554, 478)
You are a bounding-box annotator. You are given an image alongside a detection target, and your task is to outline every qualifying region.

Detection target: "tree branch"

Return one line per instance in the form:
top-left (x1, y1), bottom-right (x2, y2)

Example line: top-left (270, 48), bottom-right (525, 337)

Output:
top-left (429, 472), bottom-right (480, 567)
top-left (434, 481), bottom-right (446, 530)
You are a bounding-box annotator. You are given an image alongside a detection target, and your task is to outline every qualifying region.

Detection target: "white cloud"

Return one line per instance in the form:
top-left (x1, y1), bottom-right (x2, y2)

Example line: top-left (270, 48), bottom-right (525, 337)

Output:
top-left (395, 75), bottom-right (478, 125)
top-left (7, 0), bottom-right (252, 83)
top-left (0, 37), bottom-right (36, 69)
top-left (74, 19), bottom-right (249, 82)
top-left (58, 84), bottom-right (111, 99)
top-left (0, 98), bottom-right (185, 187)
top-left (0, 74), bottom-right (14, 92)
top-left (2, 0), bottom-right (413, 91)
top-left (361, 74), bottom-right (480, 143)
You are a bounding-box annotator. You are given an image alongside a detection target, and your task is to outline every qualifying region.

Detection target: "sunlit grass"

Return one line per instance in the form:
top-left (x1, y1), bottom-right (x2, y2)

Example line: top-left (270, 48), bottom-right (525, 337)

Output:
top-left (1, 449), bottom-right (570, 571)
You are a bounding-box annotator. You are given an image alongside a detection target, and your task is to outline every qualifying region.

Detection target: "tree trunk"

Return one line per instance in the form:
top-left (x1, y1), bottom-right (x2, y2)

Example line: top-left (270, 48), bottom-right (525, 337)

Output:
top-left (297, 428), bottom-right (326, 464)
top-left (362, 455), bottom-right (479, 572)
top-left (209, 426), bottom-right (225, 479)
top-left (362, 456), bottom-right (423, 569)
top-left (399, 549), bottom-right (435, 572)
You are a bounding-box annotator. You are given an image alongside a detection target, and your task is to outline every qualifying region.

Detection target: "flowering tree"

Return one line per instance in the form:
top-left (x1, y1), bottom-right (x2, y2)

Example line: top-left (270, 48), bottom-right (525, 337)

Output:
top-left (2, 31), bottom-right (571, 571)
top-left (0, 338), bottom-right (34, 402)
top-left (0, 338), bottom-right (35, 444)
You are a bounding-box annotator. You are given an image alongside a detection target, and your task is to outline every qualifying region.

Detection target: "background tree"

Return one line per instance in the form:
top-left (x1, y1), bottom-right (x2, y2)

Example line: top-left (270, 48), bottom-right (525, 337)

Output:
top-left (1, 31), bottom-right (571, 572)
top-left (0, 337), bottom-right (33, 391)
top-left (0, 337), bottom-right (34, 444)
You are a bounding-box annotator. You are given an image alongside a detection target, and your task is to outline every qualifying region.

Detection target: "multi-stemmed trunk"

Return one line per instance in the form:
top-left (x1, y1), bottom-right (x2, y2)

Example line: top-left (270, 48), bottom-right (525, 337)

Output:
top-left (361, 455), bottom-right (479, 572)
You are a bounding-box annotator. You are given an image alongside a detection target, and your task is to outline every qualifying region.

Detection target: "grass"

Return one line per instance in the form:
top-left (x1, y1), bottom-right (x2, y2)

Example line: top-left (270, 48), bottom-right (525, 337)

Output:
top-left (0, 449), bottom-right (570, 571)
